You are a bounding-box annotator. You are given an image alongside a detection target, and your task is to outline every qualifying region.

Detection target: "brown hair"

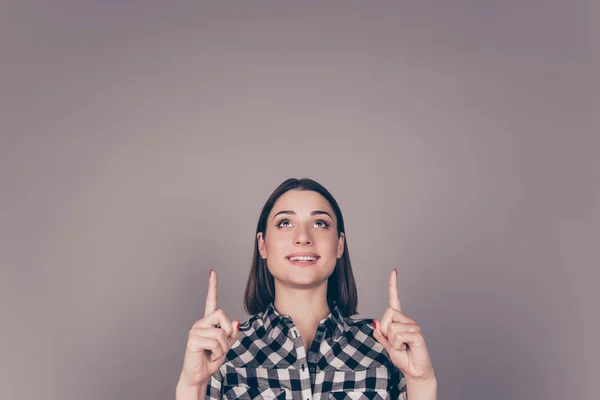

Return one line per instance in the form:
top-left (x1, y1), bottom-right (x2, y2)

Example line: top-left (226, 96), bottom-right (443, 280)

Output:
top-left (243, 178), bottom-right (358, 317)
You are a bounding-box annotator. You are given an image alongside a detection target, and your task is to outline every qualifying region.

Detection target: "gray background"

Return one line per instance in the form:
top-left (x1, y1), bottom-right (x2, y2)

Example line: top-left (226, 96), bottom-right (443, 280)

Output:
top-left (1, 1), bottom-right (598, 399)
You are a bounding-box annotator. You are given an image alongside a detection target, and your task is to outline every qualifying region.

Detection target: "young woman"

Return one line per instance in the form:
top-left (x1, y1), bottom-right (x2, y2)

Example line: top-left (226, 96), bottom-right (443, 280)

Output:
top-left (176, 178), bottom-right (437, 399)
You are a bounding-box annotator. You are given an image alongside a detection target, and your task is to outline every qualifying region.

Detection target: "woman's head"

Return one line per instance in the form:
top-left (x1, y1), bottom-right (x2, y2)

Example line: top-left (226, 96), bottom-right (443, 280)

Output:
top-left (244, 178), bottom-right (358, 317)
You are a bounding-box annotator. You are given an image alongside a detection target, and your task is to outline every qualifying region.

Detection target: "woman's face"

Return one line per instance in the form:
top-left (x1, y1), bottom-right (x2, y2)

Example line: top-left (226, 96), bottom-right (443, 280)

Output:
top-left (257, 189), bottom-right (345, 289)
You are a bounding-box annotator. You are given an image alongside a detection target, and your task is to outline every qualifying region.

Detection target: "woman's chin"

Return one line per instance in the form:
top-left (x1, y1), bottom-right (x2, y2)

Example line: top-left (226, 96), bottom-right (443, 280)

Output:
top-left (277, 274), bottom-right (330, 289)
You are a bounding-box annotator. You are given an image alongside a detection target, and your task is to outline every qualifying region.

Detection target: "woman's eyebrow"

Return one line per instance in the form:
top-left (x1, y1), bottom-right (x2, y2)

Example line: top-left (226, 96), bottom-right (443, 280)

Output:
top-left (273, 210), bottom-right (333, 220)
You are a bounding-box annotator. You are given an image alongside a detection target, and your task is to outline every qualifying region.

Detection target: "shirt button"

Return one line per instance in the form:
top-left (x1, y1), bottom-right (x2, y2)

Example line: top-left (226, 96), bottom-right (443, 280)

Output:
top-left (309, 367), bottom-right (315, 373)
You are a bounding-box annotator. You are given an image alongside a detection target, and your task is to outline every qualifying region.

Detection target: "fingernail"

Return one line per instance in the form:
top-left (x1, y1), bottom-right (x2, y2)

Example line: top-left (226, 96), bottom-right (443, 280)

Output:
top-left (372, 319), bottom-right (377, 329)
top-left (236, 321), bottom-right (240, 330)
top-left (393, 268), bottom-right (397, 274)
top-left (209, 269), bottom-right (213, 277)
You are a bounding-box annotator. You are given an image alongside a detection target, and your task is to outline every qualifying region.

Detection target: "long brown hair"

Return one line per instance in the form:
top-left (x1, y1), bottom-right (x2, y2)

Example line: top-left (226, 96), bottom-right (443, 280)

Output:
top-left (243, 178), bottom-right (358, 317)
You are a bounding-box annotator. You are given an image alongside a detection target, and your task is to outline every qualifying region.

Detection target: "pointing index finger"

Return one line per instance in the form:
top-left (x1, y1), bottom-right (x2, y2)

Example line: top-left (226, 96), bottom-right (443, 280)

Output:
top-left (388, 269), bottom-right (402, 312)
top-left (204, 269), bottom-right (218, 316)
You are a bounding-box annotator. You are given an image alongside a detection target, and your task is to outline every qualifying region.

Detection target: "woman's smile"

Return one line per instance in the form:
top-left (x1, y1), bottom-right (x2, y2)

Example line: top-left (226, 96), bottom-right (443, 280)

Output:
top-left (286, 253), bottom-right (321, 266)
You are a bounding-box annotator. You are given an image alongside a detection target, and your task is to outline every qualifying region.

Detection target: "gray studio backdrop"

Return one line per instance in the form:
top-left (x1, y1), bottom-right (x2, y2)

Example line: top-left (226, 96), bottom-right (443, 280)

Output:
top-left (0, 1), bottom-right (598, 400)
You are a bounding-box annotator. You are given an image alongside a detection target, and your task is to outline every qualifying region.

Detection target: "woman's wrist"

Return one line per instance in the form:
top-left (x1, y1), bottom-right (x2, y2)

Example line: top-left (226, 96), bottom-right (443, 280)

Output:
top-left (176, 379), bottom-right (206, 400)
top-left (406, 376), bottom-right (438, 400)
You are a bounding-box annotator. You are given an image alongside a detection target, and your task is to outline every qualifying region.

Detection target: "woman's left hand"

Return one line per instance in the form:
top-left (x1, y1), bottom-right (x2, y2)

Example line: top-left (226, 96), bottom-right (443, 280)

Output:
top-left (373, 269), bottom-right (436, 384)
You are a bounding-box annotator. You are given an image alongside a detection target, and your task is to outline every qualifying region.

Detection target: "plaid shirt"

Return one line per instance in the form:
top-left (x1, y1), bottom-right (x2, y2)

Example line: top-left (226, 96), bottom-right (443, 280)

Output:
top-left (206, 301), bottom-right (407, 399)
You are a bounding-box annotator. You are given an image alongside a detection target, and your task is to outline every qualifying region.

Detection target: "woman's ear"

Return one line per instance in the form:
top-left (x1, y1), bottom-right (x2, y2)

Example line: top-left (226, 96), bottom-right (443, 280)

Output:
top-left (257, 232), bottom-right (267, 259)
top-left (337, 232), bottom-right (345, 259)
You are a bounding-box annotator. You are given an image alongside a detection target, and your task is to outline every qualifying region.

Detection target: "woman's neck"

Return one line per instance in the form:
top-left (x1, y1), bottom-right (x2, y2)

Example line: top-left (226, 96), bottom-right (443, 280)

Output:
top-left (273, 282), bottom-right (331, 332)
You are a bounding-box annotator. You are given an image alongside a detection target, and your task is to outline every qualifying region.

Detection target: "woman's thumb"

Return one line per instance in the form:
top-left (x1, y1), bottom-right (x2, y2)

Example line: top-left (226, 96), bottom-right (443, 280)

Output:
top-left (229, 320), bottom-right (241, 342)
top-left (372, 319), bottom-right (391, 352)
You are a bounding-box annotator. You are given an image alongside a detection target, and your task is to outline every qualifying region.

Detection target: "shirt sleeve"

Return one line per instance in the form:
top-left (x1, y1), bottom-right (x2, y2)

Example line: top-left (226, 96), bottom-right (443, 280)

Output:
top-left (205, 368), bottom-right (224, 400)
top-left (389, 365), bottom-right (408, 400)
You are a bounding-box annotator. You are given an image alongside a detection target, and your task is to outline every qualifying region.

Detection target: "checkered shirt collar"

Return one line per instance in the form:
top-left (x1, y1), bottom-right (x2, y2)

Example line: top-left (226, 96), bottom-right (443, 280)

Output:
top-left (261, 300), bottom-right (347, 341)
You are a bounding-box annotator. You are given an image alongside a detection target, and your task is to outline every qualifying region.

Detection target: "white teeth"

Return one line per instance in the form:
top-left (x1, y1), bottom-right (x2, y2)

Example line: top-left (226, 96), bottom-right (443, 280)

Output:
top-left (289, 256), bottom-right (317, 261)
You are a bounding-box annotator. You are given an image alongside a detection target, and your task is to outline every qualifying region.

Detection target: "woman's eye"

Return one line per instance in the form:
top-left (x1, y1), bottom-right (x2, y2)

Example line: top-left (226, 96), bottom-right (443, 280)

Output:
top-left (314, 220), bottom-right (329, 228)
top-left (276, 219), bottom-right (329, 228)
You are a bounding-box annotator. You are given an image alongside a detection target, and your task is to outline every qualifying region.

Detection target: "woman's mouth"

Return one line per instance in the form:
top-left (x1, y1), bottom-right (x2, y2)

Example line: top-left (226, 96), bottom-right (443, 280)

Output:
top-left (286, 255), bottom-right (320, 266)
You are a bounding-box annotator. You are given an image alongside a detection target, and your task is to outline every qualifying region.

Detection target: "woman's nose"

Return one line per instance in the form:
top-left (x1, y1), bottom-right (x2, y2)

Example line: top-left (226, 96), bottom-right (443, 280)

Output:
top-left (294, 227), bottom-right (312, 245)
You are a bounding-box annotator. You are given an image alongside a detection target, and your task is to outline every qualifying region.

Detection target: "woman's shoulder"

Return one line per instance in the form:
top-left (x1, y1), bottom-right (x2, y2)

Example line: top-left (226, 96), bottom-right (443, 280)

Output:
top-left (231, 313), bottom-right (266, 344)
top-left (345, 315), bottom-right (376, 333)
top-left (237, 313), bottom-right (261, 332)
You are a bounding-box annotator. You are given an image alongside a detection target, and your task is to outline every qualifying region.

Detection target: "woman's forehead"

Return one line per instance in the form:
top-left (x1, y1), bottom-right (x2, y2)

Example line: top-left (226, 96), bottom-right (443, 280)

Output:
top-left (271, 190), bottom-right (334, 214)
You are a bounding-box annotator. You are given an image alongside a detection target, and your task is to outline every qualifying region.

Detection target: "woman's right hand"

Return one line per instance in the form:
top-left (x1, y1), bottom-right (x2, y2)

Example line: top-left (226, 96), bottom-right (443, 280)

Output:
top-left (178, 270), bottom-right (240, 389)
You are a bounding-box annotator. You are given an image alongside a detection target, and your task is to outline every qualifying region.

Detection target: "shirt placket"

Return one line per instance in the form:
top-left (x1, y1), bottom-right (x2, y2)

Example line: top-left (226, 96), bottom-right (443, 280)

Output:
top-left (287, 324), bottom-right (314, 400)
top-left (306, 324), bottom-right (326, 392)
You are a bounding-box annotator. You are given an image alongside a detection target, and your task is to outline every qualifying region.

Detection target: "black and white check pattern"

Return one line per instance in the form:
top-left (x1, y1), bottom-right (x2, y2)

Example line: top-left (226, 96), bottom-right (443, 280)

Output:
top-left (206, 301), bottom-right (407, 399)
